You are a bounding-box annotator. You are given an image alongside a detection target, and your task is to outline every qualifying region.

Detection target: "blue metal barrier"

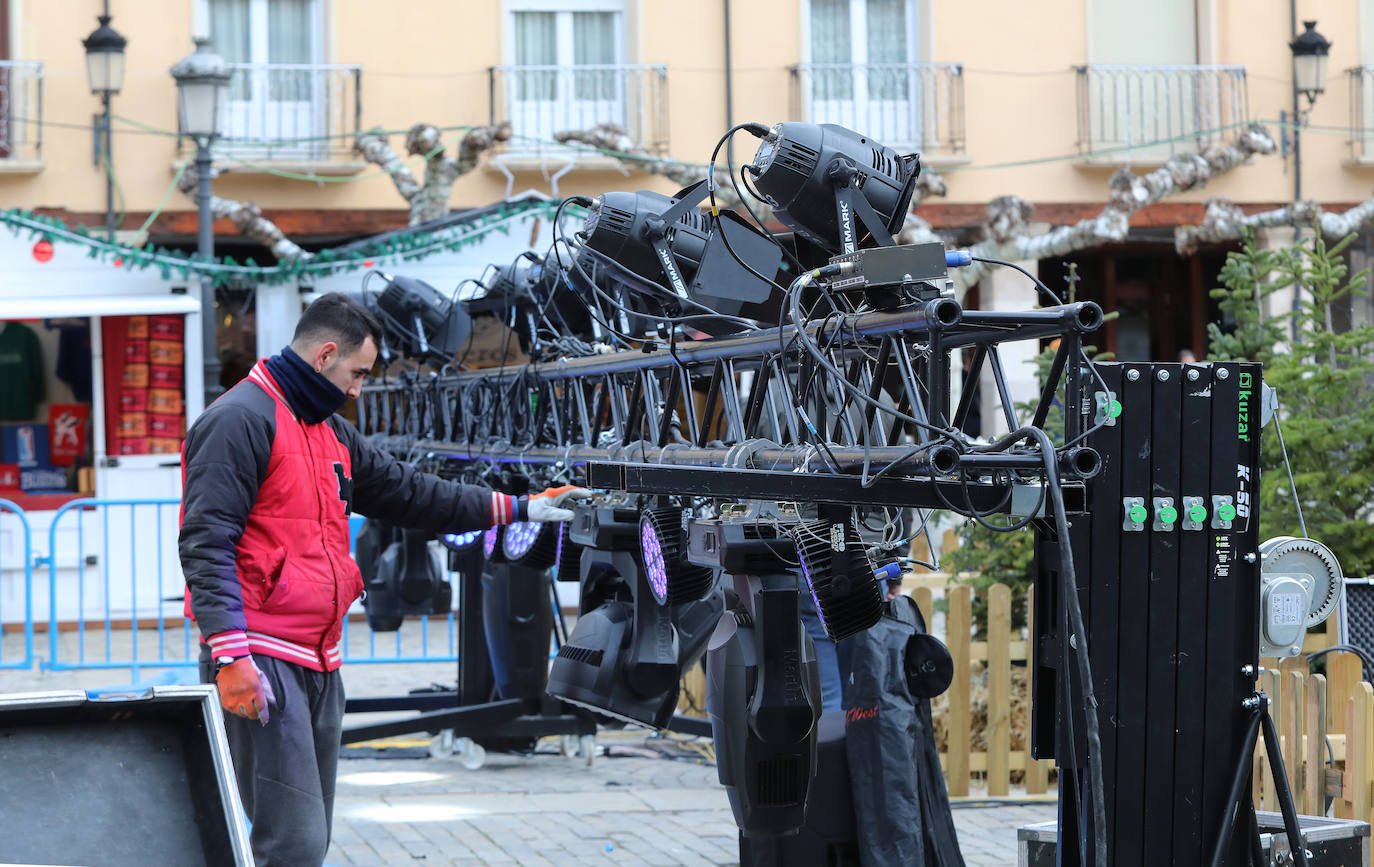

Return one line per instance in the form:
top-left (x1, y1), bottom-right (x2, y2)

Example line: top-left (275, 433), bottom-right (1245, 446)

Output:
top-left (0, 498), bottom-right (34, 670)
top-left (42, 498), bottom-right (459, 677)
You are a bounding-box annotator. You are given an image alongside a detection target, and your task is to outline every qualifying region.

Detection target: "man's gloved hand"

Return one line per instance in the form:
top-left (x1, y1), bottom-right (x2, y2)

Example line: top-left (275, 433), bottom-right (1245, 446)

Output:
top-left (215, 657), bottom-right (277, 725)
top-left (526, 485), bottom-right (593, 523)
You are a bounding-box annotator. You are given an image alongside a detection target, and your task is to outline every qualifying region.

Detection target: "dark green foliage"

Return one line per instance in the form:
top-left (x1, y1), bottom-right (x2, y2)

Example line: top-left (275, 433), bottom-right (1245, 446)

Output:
top-left (1209, 229), bottom-right (1374, 576)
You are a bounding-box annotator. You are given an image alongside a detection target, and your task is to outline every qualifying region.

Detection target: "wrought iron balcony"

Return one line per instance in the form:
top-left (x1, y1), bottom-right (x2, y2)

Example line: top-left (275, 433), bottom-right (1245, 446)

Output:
top-left (0, 60), bottom-right (43, 167)
top-left (1074, 64), bottom-right (1249, 162)
top-left (488, 64), bottom-right (669, 160)
top-left (1347, 67), bottom-right (1374, 163)
top-left (787, 62), bottom-right (965, 157)
top-left (181, 63), bottom-right (362, 166)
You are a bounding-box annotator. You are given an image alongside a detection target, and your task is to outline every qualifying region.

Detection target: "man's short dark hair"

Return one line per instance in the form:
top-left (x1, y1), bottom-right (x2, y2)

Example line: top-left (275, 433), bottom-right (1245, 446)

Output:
top-left (292, 293), bottom-right (383, 356)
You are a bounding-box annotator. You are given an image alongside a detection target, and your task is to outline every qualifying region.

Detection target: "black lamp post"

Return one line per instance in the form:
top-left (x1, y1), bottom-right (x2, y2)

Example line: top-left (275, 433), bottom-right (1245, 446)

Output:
top-left (82, 8), bottom-right (126, 241)
top-left (171, 38), bottom-right (232, 408)
top-left (1286, 19), bottom-right (1332, 202)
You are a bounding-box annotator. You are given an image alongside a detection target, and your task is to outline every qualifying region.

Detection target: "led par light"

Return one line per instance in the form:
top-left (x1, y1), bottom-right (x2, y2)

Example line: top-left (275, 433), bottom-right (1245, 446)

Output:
top-left (746, 122), bottom-right (919, 255)
top-left (483, 525), bottom-right (505, 563)
top-left (641, 508), bottom-right (716, 606)
top-left (789, 519), bottom-right (884, 642)
top-left (371, 272), bottom-right (472, 361)
top-left (579, 182), bottom-right (784, 333)
top-left (502, 520), bottom-right (560, 569)
top-left (440, 530), bottom-right (483, 552)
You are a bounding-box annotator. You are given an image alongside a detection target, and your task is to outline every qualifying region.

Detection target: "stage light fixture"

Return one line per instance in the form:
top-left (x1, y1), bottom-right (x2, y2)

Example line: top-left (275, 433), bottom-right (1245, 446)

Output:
top-left (369, 272), bottom-right (472, 361)
top-left (746, 122), bottom-right (919, 255)
top-left (789, 519), bottom-right (884, 642)
top-left (641, 508), bottom-right (716, 606)
top-left (579, 182), bottom-right (785, 334)
top-left (356, 521), bottom-right (451, 632)
top-left (440, 530), bottom-right (483, 552)
top-left (708, 585), bottom-right (822, 836)
top-left (502, 520), bottom-right (560, 569)
top-left (555, 522), bottom-right (584, 583)
top-left (483, 526), bottom-right (505, 563)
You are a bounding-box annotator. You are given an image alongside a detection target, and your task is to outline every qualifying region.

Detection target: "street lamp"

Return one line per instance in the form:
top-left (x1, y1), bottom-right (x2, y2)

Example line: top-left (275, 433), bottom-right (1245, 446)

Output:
top-left (171, 38), bottom-right (231, 408)
top-left (82, 9), bottom-right (126, 240)
top-left (1290, 20), bottom-right (1332, 107)
top-left (1282, 19), bottom-right (1332, 202)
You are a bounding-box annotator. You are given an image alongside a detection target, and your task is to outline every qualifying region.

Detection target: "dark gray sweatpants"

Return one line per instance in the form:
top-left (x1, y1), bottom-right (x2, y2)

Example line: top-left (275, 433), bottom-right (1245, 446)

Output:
top-left (200, 649), bottom-right (346, 867)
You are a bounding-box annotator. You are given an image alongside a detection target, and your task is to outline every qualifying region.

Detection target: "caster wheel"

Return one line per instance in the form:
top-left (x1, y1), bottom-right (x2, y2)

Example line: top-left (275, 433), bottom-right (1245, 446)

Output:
top-left (455, 736), bottom-right (486, 770)
top-left (560, 734), bottom-right (577, 757)
top-left (428, 729), bottom-right (455, 758)
top-left (580, 733), bottom-right (596, 768)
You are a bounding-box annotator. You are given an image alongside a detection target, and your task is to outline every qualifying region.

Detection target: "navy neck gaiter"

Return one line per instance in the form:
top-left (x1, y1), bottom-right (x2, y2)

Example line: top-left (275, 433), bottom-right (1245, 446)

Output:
top-left (263, 346), bottom-right (349, 425)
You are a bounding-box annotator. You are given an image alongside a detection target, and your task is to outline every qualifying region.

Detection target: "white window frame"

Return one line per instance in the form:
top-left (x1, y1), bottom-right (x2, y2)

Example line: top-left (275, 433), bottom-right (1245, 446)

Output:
top-left (800, 0), bottom-right (922, 70)
top-left (193, 0), bottom-right (325, 65)
top-left (503, 0), bottom-right (627, 69)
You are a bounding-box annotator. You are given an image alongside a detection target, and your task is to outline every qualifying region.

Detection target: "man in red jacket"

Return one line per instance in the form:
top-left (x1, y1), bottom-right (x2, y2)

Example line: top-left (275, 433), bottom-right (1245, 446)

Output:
top-left (180, 292), bottom-right (584, 866)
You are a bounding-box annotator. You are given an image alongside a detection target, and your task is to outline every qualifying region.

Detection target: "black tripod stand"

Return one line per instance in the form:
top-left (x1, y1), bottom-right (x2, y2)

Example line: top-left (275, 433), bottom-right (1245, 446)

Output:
top-left (1209, 692), bottom-right (1309, 867)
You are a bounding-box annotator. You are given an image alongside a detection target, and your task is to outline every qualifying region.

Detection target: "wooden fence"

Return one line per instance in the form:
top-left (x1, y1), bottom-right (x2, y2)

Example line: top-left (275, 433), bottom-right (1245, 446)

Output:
top-left (678, 578), bottom-right (1374, 818)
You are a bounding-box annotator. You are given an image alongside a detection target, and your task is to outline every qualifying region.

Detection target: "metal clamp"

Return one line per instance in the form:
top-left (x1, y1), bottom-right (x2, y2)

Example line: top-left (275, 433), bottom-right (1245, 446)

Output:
top-left (1123, 496), bottom-right (1146, 532)
top-left (1211, 495), bottom-right (1236, 530)
top-left (1181, 496), bottom-right (1207, 532)
top-left (1152, 497), bottom-right (1178, 532)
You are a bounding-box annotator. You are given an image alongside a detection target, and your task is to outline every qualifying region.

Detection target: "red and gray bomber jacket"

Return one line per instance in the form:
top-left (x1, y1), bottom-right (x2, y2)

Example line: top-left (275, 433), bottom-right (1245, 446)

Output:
top-left (179, 361), bottom-right (516, 672)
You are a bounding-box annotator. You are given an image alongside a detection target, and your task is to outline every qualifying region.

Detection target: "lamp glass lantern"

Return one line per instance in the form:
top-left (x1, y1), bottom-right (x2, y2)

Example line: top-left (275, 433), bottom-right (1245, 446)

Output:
top-left (82, 15), bottom-right (127, 96)
top-left (1290, 20), bottom-right (1332, 105)
top-left (170, 37), bottom-right (232, 140)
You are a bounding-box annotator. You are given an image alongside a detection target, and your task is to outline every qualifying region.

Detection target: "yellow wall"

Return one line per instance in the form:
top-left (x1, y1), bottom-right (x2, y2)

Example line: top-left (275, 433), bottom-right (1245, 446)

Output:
top-left (4, 0), bottom-right (1370, 222)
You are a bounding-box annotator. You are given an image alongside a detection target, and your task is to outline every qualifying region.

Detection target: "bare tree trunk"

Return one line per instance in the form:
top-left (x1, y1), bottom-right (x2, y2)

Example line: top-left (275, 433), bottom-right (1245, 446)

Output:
top-left (1175, 197), bottom-right (1374, 254)
top-left (177, 164), bottom-right (310, 261)
top-left (356, 123), bottom-right (511, 225)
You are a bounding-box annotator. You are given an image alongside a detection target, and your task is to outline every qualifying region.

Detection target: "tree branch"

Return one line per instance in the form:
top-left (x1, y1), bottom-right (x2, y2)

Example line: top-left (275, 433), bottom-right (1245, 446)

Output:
top-left (355, 127), bottom-right (422, 203)
top-left (402, 122), bottom-right (511, 225)
top-left (947, 124), bottom-right (1277, 291)
top-left (177, 165), bottom-right (310, 262)
top-left (1175, 196), bottom-right (1374, 254)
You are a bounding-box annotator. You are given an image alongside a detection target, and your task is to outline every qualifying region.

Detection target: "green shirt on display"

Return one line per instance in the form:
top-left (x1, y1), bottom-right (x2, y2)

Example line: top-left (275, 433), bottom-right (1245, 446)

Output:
top-left (0, 322), bottom-right (46, 421)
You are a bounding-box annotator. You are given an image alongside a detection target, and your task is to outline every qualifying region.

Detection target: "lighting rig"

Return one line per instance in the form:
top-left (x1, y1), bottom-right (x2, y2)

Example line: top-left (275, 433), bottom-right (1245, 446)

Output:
top-left (347, 120), bottom-right (1345, 867)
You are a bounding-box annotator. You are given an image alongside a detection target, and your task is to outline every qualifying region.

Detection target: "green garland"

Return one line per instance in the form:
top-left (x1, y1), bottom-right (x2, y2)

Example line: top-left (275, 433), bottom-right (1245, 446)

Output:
top-left (1, 199), bottom-right (565, 288)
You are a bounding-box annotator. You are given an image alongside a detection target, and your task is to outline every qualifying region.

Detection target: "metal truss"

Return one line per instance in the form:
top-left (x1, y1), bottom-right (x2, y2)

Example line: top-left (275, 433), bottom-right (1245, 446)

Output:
top-left (359, 295), bottom-right (1105, 511)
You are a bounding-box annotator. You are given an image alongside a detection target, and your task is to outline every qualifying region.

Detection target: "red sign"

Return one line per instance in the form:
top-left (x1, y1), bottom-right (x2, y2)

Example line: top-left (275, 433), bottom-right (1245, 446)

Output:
top-left (0, 464), bottom-right (18, 490)
top-left (48, 404), bottom-right (90, 466)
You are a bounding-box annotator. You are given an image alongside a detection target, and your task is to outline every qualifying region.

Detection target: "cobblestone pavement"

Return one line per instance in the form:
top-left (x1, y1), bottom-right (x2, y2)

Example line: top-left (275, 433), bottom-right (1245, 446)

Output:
top-left (0, 635), bottom-right (1055, 866)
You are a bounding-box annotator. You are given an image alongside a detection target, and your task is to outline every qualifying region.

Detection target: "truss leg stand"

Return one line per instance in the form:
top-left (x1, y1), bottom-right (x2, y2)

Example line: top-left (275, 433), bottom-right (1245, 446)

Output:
top-left (1207, 693), bottom-right (1308, 867)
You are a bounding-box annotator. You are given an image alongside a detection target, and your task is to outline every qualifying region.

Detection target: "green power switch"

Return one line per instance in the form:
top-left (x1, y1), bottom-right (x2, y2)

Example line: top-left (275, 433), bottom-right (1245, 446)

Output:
top-left (1128, 504), bottom-right (1148, 524)
top-left (1159, 505), bottom-right (1178, 524)
top-left (1188, 504), bottom-right (1207, 523)
top-left (1108, 399), bottom-right (1122, 419)
top-left (1217, 503), bottom-right (1237, 522)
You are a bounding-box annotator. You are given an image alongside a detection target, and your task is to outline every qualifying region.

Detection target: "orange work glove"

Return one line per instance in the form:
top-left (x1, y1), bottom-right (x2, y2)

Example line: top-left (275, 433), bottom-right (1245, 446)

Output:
top-left (215, 657), bottom-right (277, 725)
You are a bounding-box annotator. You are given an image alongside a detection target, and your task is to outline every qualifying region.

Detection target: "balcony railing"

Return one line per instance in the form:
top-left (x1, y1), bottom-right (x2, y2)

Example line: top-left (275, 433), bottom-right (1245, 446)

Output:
top-left (182, 63), bottom-right (361, 164)
top-left (788, 62), bottom-right (965, 156)
top-left (488, 64), bottom-right (669, 159)
top-left (1348, 67), bottom-right (1374, 162)
top-left (0, 60), bottom-right (43, 163)
top-left (1075, 64), bottom-right (1249, 161)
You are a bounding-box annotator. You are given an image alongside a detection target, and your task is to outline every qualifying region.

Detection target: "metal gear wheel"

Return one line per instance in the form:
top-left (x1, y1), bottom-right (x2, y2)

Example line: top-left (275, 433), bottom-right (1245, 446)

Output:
top-left (1259, 536), bottom-right (1344, 627)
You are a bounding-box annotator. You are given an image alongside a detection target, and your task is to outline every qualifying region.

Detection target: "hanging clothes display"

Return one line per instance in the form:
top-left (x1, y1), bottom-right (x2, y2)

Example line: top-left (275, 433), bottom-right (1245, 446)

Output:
top-left (0, 321), bottom-right (46, 421)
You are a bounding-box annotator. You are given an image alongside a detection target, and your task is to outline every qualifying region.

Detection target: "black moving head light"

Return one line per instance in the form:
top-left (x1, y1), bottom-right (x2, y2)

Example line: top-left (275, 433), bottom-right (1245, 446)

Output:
top-left (746, 122), bottom-right (919, 255)
top-left (579, 181), bottom-right (785, 333)
top-left (356, 521), bottom-right (451, 632)
top-left (372, 273), bottom-right (472, 361)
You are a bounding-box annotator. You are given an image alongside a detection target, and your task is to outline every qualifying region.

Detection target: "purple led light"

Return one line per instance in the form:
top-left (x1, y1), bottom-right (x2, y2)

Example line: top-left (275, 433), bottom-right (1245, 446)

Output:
top-left (641, 521), bottom-right (669, 602)
top-left (483, 526), bottom-right (499, 558)
top-left (797, 556), bottom-right (827, 629)
top-left (556, 525), bottom-right (565, 566)
top-left (443, 530), bottom-right (482, 550)
top-left (503, 521), bottom-right (541, 559)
